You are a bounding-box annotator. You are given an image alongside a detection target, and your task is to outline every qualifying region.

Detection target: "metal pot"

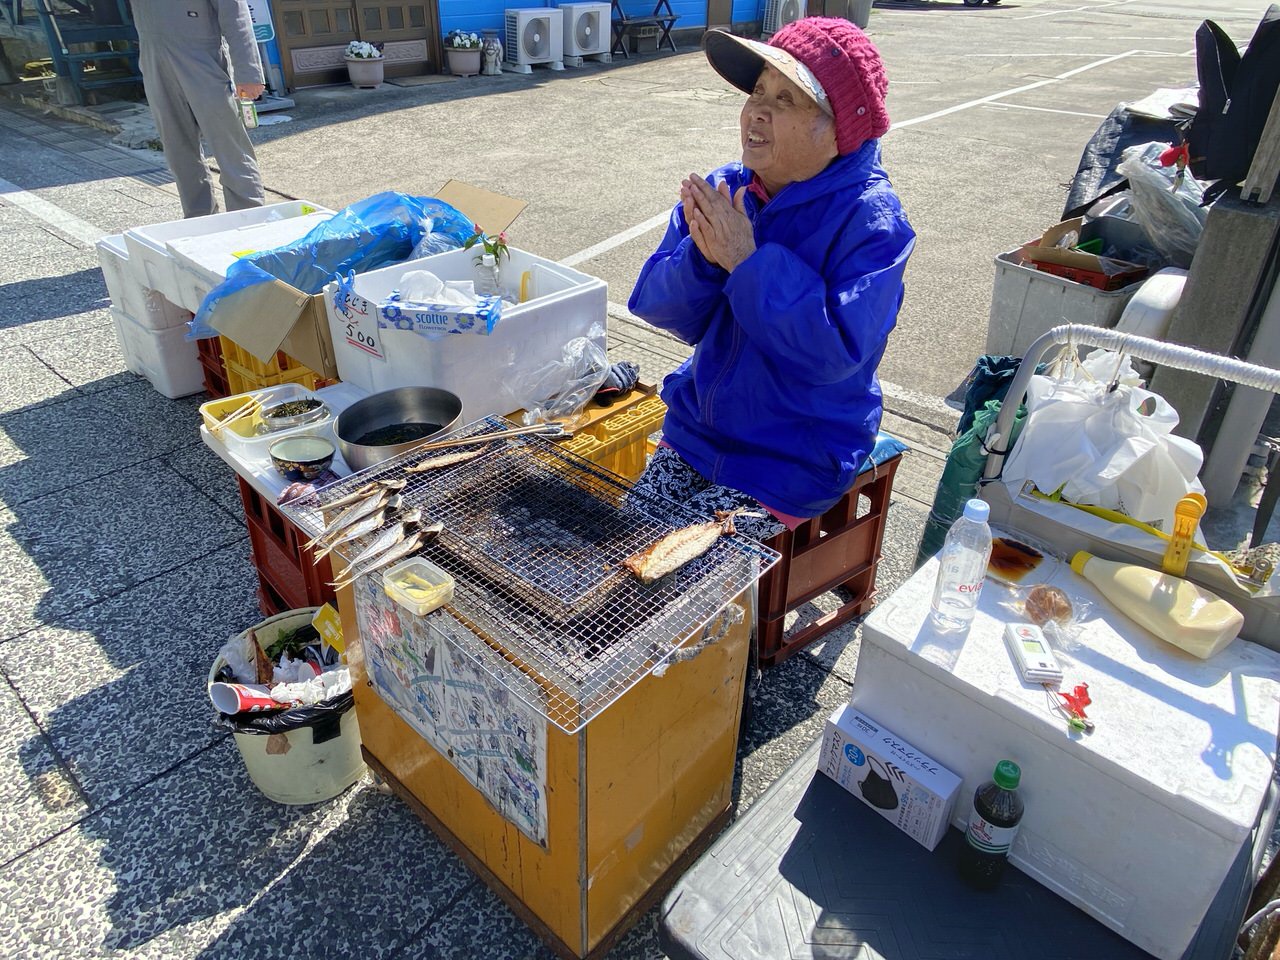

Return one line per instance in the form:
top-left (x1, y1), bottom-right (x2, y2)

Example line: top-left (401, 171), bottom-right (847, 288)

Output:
top-left (335, 387), bottom-right (464, 472)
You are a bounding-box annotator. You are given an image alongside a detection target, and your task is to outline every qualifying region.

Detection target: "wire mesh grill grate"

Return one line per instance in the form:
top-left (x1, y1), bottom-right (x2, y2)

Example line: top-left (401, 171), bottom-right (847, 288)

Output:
top-left (284, 417), bottom-right (780, 732)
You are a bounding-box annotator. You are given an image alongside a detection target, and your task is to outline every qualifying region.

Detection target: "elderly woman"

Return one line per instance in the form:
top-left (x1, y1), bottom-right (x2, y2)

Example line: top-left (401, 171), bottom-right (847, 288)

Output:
top-left (627, 17), bottom-right (915, 542)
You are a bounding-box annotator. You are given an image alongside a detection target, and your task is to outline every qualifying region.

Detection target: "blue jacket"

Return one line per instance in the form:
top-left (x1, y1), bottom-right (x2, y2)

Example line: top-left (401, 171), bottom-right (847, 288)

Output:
top-left (628, 141), bottom-right (915, 518)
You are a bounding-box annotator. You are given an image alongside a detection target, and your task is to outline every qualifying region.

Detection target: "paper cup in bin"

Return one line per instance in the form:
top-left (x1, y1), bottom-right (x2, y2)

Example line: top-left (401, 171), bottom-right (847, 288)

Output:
top-left (209, 608), bottom-right (365, 805)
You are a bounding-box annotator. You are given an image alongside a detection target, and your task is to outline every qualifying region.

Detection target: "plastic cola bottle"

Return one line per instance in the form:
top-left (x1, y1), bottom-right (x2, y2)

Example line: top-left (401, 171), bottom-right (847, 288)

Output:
top-left (930, 498), bottom-right (992, 630)
top-left (958, 760), bottom-right (1024, 889)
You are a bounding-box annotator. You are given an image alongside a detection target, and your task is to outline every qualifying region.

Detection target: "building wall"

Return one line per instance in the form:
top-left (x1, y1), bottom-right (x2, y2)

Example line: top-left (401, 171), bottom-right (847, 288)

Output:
top-left (437, 0), bottom-right (767, 38)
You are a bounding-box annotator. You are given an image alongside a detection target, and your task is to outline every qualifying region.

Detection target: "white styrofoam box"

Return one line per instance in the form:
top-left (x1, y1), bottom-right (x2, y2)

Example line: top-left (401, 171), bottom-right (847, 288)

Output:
top-left (323, 246), bottom-right (607, 420)
top-left (818, 704), bottom-right (961, 851)
top-left (123, 201), bottom-right (332, 312)
top-left (109, 307), bottom-right (205, 398)
top-left (986, 249), bottom-right (1144, 358)
top-left (96, 235), bottom-right (191, 331)
top-left (852, 558), bottom-right (1280, 960)
top-left (167, 210), bottom-right (334, 313)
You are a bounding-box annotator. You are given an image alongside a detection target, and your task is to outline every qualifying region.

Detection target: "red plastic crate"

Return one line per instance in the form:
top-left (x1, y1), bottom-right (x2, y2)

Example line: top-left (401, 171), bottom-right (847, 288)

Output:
top-left (237, 477), bottom-right (336, 616)
top-left (197, 337), bottom-right (230, 399)
top-left (756, 453), bottom-right (903, 668)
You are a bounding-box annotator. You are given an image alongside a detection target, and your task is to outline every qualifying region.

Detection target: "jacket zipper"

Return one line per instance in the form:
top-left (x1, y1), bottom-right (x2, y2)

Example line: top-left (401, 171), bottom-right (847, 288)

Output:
top-left (700, 187), bottom-right (764, 482)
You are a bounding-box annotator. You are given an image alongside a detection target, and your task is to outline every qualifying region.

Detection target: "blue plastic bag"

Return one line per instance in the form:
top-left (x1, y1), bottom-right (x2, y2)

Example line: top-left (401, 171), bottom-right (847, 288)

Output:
top-left (189, 191), bottom-right (475, 340)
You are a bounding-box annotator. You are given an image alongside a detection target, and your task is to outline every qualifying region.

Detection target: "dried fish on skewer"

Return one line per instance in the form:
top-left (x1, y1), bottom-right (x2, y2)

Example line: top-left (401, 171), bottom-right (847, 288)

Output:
top-left (331, 529), bottom-right (430, 589)
top-left (306, 491), bottom-right (395, 549)
top-left (622, 509), bottom-right (757, 585)
top-left (318, 477), bottom-right (406, 513)
top-left (339, 508), bottom-right (425, 569)
top-left (311, 507), bottom-right (389, 562)
top-left (404, 447), bottom-right (490, 474)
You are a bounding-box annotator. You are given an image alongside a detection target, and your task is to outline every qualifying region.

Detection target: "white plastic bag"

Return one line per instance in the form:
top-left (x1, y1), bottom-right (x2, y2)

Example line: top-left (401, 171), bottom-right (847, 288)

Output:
top-left (505, 323), bottom-right (608, 423)
top-left (1000, 351), bottom-right (1205, 533)
top-left (1115, 142), bottom-right (1208, 269)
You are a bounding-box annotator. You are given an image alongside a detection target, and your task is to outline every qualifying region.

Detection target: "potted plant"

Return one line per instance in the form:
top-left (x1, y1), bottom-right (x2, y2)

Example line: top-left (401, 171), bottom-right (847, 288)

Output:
top-left (444, 29), bottom-right (483, 77)
top-left (344, 40), bottom-right (384, 89)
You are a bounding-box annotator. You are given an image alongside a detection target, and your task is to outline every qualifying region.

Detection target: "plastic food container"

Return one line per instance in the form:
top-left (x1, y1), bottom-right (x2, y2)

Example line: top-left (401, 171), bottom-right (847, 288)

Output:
top-left (199, 384), bottom-right (335, 463)
top-left (383, 557), bottom-right (454, 616)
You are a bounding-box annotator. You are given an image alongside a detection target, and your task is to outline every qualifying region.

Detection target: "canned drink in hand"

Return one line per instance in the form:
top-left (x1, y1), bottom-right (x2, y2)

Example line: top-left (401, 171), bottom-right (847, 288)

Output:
top-left (238, 98), bottom-right (259, 129)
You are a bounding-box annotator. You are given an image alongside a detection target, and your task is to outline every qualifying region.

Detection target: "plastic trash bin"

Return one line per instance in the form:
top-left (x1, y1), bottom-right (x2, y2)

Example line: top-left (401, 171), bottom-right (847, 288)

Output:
top-left (210, 608), bottom-right (364, 805)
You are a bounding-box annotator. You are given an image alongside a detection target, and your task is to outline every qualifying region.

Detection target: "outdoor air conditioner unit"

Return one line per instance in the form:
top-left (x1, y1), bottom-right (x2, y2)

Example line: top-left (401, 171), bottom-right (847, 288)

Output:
top-left (821, 0), bottom-right (872, 28)
top-left (762, 0), bottom-right (805, 36)
top-left (504, 7), bottom-right (565, 72)
top-left (559, 2), bottom-right (611, 59)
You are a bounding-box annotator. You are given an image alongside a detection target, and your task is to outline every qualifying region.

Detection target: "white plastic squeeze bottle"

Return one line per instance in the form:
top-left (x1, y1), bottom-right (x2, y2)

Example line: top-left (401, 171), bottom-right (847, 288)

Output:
top-left (1070, 551), bottom-right (1243, 659)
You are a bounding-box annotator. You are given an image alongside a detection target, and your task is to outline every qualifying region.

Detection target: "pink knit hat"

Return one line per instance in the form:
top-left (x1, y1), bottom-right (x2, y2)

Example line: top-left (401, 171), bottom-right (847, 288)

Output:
top-left (703, 18), bottom-right (890, 155)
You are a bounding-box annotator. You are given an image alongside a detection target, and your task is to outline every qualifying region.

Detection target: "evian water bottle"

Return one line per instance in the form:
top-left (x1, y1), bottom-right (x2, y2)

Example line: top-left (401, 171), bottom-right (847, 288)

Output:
top-left (930, 498), bottom-right (992, 630)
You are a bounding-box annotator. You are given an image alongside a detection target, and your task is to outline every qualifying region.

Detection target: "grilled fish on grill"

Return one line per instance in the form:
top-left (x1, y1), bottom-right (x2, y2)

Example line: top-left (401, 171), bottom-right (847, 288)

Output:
top-left (312, 506), bottom-right (389, 562)
top-left (331, 528), bottom-right (430, 589)
top-left (341, 508), bottom-right (425, 569)
top-left (622, 510), bottom-right (753, 585)
top-left (319, 477), bottom-right (406, 513)
top-left (307, 491), bottom-right (396, 549)
top-left (404, 447), bottom-right (490, 473)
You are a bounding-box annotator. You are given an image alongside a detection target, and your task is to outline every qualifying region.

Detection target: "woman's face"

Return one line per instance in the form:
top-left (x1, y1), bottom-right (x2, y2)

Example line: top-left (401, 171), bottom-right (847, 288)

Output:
top-left (739, 63), bottom-right (838, 195)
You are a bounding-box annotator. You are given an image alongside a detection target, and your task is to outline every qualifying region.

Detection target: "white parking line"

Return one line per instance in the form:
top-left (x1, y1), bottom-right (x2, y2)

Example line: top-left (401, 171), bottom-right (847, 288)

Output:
top-left (0, 176), bottom-right (105, 247)
top-left (888, 49), bottom-right (1137, 131)
top-left (985, 101), bottom-right (1109, 119)
top-left (563, 211), bottom-right (671, 266)
top-left (1013, 0), bottom-right (1142, 20)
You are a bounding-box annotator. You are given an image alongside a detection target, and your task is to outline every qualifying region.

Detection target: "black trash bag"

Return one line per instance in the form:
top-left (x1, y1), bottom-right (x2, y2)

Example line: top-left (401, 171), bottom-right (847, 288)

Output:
top-left (213, 691), bottom-right (354, 745)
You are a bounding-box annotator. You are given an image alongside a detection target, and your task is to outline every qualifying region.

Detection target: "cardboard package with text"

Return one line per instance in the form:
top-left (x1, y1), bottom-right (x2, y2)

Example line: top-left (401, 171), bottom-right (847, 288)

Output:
top-left (819, 703), bottom-right (962, 851)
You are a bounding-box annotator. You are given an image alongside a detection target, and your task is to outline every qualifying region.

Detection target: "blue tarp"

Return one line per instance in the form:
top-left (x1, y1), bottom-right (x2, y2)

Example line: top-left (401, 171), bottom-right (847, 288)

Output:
top-left (190, 191), bottom-right (476, 339)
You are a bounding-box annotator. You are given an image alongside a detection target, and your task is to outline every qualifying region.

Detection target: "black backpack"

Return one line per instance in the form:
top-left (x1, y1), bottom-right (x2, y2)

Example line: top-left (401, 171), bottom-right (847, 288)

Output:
top-left (1185, 4), bottom-right (1280, 191)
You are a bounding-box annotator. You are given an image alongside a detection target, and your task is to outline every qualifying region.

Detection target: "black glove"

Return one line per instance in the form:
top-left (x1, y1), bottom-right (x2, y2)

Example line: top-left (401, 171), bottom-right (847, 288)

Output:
top-left (594, 360), bottom-right (640, 406)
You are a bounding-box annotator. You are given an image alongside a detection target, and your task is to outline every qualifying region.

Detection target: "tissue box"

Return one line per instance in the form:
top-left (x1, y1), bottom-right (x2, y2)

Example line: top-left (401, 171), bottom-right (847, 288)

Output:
top-left (818, 704), bottom-right (961, 851)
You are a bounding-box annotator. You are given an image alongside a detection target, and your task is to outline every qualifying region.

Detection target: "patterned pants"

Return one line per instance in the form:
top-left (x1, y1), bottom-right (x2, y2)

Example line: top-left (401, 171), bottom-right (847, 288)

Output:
top-left (626, 446), bottom-right (786, 543)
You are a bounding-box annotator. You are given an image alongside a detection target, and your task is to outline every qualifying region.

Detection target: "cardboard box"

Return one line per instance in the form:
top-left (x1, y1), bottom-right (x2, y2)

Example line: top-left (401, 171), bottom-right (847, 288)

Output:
top-left (207, 182), bottom-right (527, 380)
top-left (818, 703), bottom-right (961, 851)
top-left (1021, 217), bottom-right (1148, 292)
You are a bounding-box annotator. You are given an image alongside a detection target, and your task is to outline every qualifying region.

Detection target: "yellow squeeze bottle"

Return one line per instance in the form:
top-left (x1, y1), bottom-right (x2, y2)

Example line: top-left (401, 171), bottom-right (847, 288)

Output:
top-left (1070, 551), bottom-right (1243, 660)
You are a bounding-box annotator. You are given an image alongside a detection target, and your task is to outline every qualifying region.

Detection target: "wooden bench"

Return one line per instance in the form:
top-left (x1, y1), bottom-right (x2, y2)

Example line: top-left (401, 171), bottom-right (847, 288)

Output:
top-left (610, 0), bottom-right (679, 58)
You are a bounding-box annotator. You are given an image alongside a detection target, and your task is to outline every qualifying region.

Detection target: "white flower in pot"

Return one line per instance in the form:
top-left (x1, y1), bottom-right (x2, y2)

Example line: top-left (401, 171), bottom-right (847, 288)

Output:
top-left (344, 40), bottom-right (385, 88)
top-left (444, 29), bottom-right (484, 77)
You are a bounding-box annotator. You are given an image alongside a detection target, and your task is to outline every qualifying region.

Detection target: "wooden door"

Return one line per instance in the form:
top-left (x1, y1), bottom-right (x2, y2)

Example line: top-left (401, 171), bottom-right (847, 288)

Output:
top-left (275, 0), bottom-right (439, 88)
top-left (706, 0), bottom-right (731, 29)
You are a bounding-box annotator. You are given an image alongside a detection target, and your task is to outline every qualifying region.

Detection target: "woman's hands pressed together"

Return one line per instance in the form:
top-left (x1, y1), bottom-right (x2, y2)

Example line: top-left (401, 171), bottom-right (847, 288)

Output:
top-left (681, 173), bottom-right (756, 272)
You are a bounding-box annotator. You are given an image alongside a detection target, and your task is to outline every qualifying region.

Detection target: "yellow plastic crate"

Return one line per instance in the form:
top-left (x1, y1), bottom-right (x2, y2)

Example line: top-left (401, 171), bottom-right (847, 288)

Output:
top-left (219, 336), bottom-right (328, 395)
top-left (562, 393), bottom-right (665, 482)
top-left (225, 360), bottom-right (325, 397)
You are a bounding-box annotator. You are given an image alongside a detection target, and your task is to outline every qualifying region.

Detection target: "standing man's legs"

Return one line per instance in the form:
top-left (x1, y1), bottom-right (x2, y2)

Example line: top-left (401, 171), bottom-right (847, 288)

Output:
top-left (184, 48), bottom-right (264, 212)
top-left (139, 54), bottom-right (217, 218)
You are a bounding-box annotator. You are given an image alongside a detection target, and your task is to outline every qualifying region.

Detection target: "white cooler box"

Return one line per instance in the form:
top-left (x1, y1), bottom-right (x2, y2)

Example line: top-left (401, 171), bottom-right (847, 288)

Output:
top-left (96, 235), bottom-right (190, 331)
top-left (123, 200), bottom-right (331, 313)
top-left (323, 247), bottom-right (607, 420)
top-left (986, 248), bottom-right (1144, 358)
top-left (852, 558), bottom-right (1280, 960)
top-left (109, 307), bottom-right (204, 398)
top-left (166, 209), bottom-right (334, 314)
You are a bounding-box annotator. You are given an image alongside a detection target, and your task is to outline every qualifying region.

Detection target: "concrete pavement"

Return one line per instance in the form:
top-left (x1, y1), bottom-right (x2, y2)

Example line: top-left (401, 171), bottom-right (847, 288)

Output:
top-left (0, 0), bottom-right (1265, 956)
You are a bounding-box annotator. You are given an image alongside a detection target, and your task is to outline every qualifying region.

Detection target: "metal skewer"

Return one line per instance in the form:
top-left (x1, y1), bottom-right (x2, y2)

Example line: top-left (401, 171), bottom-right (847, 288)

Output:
top-left (410, 421), bottom-right (572, 454)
